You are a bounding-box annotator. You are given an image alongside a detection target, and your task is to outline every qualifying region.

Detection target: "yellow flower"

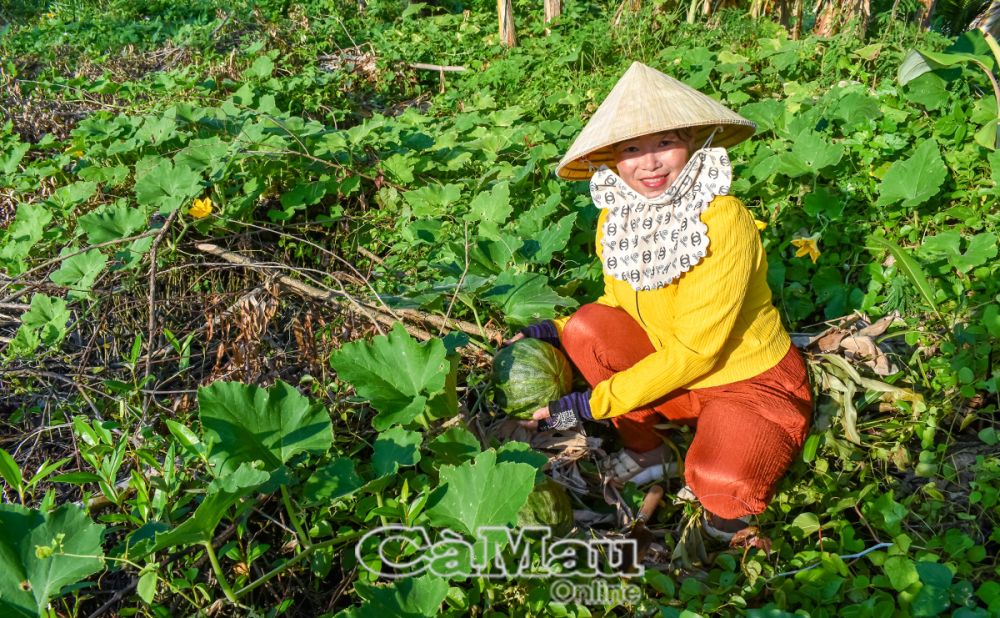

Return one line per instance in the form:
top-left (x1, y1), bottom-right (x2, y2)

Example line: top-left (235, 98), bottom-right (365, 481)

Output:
top-left (754, 219), bottom-right (767, 231)
top-left (45, 11), bottom-right (55, 18)
top-left (791, 236), bottom-right (821, 264)
top-left (189, 197), bottom-right (213, 219)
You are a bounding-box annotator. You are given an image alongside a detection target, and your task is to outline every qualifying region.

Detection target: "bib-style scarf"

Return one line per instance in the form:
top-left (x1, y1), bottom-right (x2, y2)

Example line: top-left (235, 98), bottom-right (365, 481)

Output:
top-left (589, 147), bottom-right (732, 292)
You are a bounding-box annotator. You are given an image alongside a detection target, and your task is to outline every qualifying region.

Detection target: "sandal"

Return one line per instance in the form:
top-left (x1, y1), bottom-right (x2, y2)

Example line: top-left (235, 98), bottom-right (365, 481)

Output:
top-left (702, 512), bottom-right (752, 543)
top-left (673, 485), bottom-right (756, 545)
top-left (600, 449), bottom-right (678, 485)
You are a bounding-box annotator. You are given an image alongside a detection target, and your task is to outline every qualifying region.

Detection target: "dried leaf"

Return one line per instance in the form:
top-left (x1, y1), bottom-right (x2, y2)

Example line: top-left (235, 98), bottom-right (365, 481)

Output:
top-left (817, 330), bottom-right (847, 352)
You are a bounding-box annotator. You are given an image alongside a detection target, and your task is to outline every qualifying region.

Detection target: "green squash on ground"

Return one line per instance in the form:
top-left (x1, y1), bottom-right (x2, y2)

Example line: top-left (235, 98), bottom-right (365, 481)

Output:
top-left (517, 478), bottom-right (574, 537)
top-left (492, 339), bottom-right (574, 419)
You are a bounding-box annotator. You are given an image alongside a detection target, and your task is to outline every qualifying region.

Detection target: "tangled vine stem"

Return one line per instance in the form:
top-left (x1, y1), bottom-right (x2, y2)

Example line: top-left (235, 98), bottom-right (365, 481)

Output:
top-left (232, 529), bottom-right (369, 600)
top-left (142, 208), bottom-right (180, 419)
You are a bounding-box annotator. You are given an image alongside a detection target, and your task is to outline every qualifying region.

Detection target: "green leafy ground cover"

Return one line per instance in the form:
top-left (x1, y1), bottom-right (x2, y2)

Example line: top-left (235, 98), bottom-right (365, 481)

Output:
top-left (0, 0), bottom-right (998, 616)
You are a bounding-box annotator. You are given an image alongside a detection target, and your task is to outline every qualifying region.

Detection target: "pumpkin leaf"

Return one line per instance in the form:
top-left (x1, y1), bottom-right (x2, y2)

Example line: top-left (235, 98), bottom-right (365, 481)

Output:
top-left (134, 157), bottom-right (203, 214)
top-left (0, 504), bottom-right (105, 618)
top-left (876, 139), bottom-right (947, 209)
top-left (49, 248), bottom-right (108, 298)
top-left (372, 426), bottom-right (422, 477)
top-left (198, 380), bottom-right (333, 475)
top-left (347, 573), bottom-right (449, 618)
top-left (78, 200), bottom-right (148, 244)
top-left (425, 449), bottom-right (536, 536)
top-left (482, 272), bottom-right (577, 327)
top-left (329, 322), bottom-right (455, 431)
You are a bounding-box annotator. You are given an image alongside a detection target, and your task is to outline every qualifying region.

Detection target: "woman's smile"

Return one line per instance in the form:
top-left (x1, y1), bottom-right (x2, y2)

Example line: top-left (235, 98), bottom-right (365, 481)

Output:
top-left (613, 130), bottom-right (691, 199)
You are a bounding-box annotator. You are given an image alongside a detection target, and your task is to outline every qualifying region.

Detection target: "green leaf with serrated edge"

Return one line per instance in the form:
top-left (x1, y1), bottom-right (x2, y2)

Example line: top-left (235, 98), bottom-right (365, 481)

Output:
top-left (950, 232), bottom-right (998, 273)
top-left (78, 164), bottom-right (129, 186)
top-left (0, 204), bottom-right (52, 269)
top-left (198, 380), bottom-right (333, 476)
top-left (521, 212), bottom-right (576, 264)
top-left (876, 139), bottom-right (947, 208)
top-left (303, 457), bottom-right (364, 504)
top-left (403, 183), bottom-right (463, 217)
top-left (0, 504), bottom-right (105, 618)
top-left (134, 115), bottom-right (177, 145)
top-left (45, 181), bottom-right (97, 211)
top-left (329, 322), bottom-right (452, 431)
top-left (372, 427), bottom-right (422, 478)
top-left (481, 271), bottom-right (577, 327)
top-left (78, 201), bottom-right (148, 245)
top-left (428, 427), bottom-right (481, 466)
top-left (0, 141), bottom-right (29, 176)
top-left (134, 157), bottom-right (203, 214)
top-left (151, 463), bottom-right (269, 553)
top-left (349, 574), bottom-right (449, 618)
top-left (0, 447), bottom-right (21, 493)
top-left (425, 449), bottom-right (536, 537)
top-left (175, 137), bottom-right (228, 175)
top-left (381, 153), bottom-right (415, 184)
top-left (49, 248), bottom-right (108, 297)
top-left (867, 236), bottom-right (940, 318)
top-left (739, 99), bottom-right (786, 134)
top-left (777, 132), bottom-right (844, 177)
top-left (466, 181), bottom-right (512, 239)
top-left (19, 293), bottom-right (70, 347)
top-left (918, 231), bottom-right (961, 258)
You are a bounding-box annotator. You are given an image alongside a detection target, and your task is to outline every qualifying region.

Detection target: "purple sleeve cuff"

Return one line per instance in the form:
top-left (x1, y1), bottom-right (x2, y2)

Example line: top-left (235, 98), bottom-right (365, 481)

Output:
top-left (550, 389), bottom-right (593, 421)
top-left (520, 320), bottom-right (561, 349)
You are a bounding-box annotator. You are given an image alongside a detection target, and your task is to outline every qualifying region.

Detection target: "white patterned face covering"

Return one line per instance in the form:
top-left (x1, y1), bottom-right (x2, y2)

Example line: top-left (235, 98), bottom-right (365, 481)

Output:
top-left (589, 146), bottom-right (733, 292)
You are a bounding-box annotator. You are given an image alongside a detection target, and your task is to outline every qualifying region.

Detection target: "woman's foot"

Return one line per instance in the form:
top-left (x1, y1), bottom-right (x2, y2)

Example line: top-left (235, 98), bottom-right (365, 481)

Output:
top-left (705, 513), bottom-right (750, 534)
top-left (626, 444), bottom-right (667, 467)
top-left (702, 511), bottom-right (752, 543)
top-left (601, 445), bottom-right (673, 484)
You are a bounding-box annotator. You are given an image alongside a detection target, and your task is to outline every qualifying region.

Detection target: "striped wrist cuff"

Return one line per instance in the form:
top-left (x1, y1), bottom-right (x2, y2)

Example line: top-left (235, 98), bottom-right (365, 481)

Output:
top-left (520, 320), bottom-right (561, 349)
top-left (551, 389), bottom-right (593, 421)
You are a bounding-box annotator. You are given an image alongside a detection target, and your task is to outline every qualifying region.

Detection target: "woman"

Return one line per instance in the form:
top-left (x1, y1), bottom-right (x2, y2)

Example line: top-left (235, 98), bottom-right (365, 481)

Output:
top-left (509, 62), bottom-right (812, 539)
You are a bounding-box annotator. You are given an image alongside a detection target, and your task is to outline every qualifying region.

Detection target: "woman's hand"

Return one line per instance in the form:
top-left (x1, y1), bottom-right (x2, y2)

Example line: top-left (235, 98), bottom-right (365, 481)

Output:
top-left (517, 405), bottom-right (550, 430)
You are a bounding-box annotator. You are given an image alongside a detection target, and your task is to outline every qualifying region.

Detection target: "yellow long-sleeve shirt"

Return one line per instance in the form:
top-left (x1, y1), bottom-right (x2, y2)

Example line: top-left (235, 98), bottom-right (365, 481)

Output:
top-left (552, 195), bottom-right (791, 421)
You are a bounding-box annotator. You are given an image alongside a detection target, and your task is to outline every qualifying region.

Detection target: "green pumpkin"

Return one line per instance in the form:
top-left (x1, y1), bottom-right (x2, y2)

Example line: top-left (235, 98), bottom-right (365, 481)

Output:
top-left (516, 478), bottom-right (574, 537)
top-left (492, 339), bottom-right (574, 419)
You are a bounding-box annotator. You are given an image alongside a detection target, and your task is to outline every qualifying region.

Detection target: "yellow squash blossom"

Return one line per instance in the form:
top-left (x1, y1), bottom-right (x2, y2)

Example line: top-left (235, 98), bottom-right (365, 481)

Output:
top-left (791, 236), bottom-right (821, 264)
top-left (189, 197), bottom-right (213, 219)
top-left (754, 219), bottom-right (767, 231)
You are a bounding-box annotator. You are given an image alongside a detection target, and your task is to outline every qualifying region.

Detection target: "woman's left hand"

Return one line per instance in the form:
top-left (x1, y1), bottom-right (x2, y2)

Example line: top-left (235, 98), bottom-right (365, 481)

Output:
top-left (518, 406), bottom-right (550, 430)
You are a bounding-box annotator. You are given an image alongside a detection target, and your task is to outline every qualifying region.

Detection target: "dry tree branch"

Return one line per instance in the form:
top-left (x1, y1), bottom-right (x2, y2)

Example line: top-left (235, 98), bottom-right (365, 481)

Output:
top-left (142, 209), bottom-right (180, 419)
top-left (193, 243), bottom-right (499, 358)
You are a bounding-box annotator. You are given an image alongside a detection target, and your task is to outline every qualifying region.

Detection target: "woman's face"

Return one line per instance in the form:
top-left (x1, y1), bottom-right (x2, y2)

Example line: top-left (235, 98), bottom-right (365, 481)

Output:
top-left (612, 131), bottom-right (691, 199)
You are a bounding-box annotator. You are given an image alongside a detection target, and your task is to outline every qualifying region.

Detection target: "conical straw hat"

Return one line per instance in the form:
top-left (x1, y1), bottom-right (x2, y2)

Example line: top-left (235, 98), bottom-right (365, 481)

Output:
top-left (556, 61), bottom-right (756, 180)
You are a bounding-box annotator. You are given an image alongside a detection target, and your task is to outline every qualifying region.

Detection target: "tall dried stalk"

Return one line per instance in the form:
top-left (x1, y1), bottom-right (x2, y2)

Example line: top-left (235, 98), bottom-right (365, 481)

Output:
top-left (498, 0), bottom-right (517, 47)
top-left (971, 1), bottom-right (1000, 38)
top-left (813, 0), bottom-right (870, 37)
top-left (748, 0), bottom-right (808, 38)
top-left (544, 0), bottom-right (561, 23)
top-left (919, 0), bottom-right (937, 28)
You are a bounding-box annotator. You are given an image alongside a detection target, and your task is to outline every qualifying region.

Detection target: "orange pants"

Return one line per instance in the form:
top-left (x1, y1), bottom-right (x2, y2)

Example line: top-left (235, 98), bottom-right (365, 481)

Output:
top-left (561, 303), bottom-right (812, 518)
